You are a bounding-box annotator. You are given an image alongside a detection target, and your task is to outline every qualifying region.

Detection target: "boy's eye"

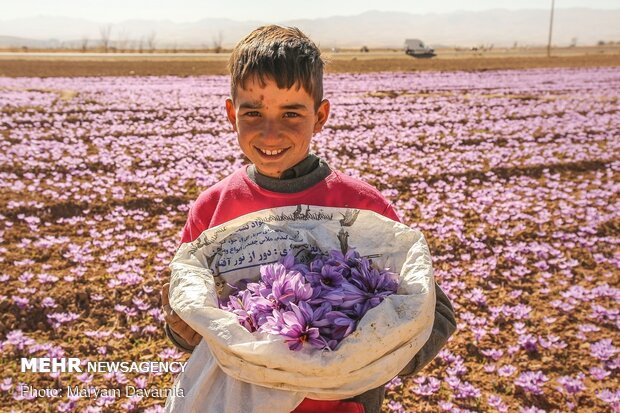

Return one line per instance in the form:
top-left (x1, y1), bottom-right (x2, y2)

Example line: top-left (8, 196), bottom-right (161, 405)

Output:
top-left (283, 112), bottom-right (300, 118)
top-left (243, 111), bottom-right (260, 117)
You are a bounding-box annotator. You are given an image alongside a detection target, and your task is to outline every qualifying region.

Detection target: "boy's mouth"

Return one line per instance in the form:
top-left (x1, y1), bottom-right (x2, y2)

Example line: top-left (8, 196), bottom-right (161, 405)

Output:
top-left (255, 146), bottom-right (290, 159)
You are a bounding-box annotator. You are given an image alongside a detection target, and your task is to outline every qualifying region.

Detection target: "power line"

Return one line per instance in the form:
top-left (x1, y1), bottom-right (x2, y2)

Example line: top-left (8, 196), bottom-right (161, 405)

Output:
top-left (547, 0), bottom-right (555, 57)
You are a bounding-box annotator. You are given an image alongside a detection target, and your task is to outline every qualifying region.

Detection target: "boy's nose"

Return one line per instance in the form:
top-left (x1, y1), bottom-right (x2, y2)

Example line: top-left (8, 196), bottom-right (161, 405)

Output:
top-left (261, 120), bottom-right (281, 141)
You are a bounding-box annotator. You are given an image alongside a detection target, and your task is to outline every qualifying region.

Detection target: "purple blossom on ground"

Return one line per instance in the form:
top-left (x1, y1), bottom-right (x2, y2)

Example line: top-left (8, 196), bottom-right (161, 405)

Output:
top-left (385, 376), bottom-right (402, 391)
top-left (481, 348), bottom-right (503, 361)
top-left (518, 333), bottom-right (538, 352)
top-left (1, 67), bottom-right (620, 412)
top-left (454, 380), bottom-right (481, 399)
top-left (597, 389), bottom-right (620, 411)
top-left (412, 376), bottom-right (441, 396)
top-left (590, 338), bottom-right (618, 361)
top-left (519, 406), bottom-right (547, 413)
top-left (4, 330), bottom-right (35, 351)
top-left (556, 374), bottom-right (586, 395)
top-left (589, 366), bottom-right (610, 380)
top-left (514, 370), bottom-right (549, 395)
top-left (497, 364), bottom-right (517, 377)
top-left (386, 400), bottom-right (405, 413)
top-left (487, 394), bottom-right (509, 413)
top-left (1, 378), bottom-right (12, 391)
top-left (483, 363), bottom-right (496, 373)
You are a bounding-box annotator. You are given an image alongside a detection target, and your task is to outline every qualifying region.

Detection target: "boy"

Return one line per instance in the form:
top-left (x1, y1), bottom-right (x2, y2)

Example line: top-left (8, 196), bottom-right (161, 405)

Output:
top-left (162, 25), bottom-right (456, 413)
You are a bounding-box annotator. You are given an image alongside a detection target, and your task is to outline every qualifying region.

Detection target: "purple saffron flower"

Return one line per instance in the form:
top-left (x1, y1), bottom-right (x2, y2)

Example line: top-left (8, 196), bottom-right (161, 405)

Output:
top-left (454, 381), bottom-right (481, 399)
top-left (271, 272), bottom-right (313, 307)
top-left (386, 400), bottom-right (405, 413)
top-left (412, 376), bottom-right (441, 396)
top-left (589, 366), bottom-right (610, 380)
top-left (340, 282), bottom-right (368, 308)
top-left (487, 395), bottom-right (508, 413)
top-left (556, 375), bottom-right (585, 395)
top-left (259, 262), bottom-right (288, 289)
top-left (481, 348), bottom-right (504, 361)
top-left (590, 338), bottom-right (618, 361)
top-left (514, 370), bottom-right (549, 395)
top-left (220, 247), bottom-right (398, 351)
top-left (278, 302), bottom-right (326, 351)
top-left (312, 286), bottom-right (345, 307)
top-left (385, 376), bottom-right (402, 391)
top-left (324, 310), bottom-right (357, 342)
top-left (222, 290), bottom-right (260, 332)
top-left (319, 264), bottom-right (346, 288)
top-left (518, 333), bottom-right (538, 352)
top-left (280, 252), bottom-right (309, 274)
top-left (497, 364), bottom-right (517, 377)
top-left (0, 378), bottom-right (12, 391)
top-left (519, 407), bottom-right (547, 413)
top-left (597, 389), bottom-right (620, 411)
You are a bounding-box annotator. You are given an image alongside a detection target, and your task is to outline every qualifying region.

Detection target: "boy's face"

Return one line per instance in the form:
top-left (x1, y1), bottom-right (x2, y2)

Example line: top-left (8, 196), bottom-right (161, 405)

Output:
top-left (225, 76), bottom-right (330, 178)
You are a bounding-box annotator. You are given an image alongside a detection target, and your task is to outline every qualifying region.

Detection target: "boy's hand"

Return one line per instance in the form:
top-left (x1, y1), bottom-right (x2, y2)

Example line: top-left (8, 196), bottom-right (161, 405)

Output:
top-left (161, 283), bottom-right (202, 347)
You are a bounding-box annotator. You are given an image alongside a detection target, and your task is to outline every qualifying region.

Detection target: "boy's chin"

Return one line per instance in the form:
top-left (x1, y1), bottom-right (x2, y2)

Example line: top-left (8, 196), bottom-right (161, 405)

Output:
top-left (255, 165), bottom-right (287, 178)
top-left (252, 154), bottom-right (307, 178)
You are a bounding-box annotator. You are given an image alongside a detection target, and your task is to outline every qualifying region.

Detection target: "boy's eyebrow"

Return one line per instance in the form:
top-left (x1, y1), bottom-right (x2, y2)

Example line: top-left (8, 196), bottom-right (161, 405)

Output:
top-left (238, 102), bottom-right (310, 111)
top-left (280, 103), bottom-right (309, 110)
top-left (239, 101), bottom-right (263, 109)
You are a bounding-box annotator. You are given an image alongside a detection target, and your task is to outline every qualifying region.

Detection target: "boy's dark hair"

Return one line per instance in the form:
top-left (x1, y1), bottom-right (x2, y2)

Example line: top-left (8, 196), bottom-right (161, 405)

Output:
top-left (228, 25), bottom-right (324, 110)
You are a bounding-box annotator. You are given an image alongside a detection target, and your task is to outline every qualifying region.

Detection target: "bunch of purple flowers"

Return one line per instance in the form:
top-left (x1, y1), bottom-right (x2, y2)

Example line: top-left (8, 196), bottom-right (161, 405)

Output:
top-left (220, 249), bottom-right (399, 351)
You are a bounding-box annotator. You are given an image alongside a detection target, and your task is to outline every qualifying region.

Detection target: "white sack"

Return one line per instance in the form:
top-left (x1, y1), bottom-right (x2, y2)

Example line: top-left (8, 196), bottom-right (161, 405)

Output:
top-left (165, 205), bottom-right (436, 413)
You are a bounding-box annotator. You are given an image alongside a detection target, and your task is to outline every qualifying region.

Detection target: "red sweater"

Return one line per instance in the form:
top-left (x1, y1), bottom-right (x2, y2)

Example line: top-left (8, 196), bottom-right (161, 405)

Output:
top-left (180, 165), bottom-right (400, 243)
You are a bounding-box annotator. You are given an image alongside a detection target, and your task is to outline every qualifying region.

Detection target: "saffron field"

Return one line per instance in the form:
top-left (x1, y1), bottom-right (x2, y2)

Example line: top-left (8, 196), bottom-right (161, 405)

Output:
top-left (0, 67), bottom-right (619, 412)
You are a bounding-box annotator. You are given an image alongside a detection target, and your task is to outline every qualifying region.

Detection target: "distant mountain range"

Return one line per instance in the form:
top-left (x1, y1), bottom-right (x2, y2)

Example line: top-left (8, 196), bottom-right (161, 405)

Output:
top-left (0, 9), bottom-right (618, 49)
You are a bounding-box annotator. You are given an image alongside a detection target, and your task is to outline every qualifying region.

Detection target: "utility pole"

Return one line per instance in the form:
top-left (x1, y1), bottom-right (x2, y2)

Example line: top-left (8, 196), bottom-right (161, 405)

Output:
top-left (547, 0), bottom-right (555, 57)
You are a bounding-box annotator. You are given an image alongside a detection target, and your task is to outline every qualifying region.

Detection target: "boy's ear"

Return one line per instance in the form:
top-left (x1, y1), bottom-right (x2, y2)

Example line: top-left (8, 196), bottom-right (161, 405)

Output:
top-left (313, 99), bottom-right (330, 134)
top-left (225, 98), bottom-right (238, 132)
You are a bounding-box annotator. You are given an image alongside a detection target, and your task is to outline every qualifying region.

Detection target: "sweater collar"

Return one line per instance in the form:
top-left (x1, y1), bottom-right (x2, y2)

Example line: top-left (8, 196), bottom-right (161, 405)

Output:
top-left (246, 153), bottom-right (332, 193)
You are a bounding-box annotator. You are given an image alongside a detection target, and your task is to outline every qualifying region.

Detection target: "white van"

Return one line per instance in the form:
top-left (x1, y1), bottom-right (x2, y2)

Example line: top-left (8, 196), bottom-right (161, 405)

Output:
top-left (404, 39), bottom-right (436, 58)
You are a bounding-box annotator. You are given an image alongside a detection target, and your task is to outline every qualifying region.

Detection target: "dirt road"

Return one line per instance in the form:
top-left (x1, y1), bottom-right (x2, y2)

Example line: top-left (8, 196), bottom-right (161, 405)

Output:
top-left (0, 48), bottom-right (619, 77)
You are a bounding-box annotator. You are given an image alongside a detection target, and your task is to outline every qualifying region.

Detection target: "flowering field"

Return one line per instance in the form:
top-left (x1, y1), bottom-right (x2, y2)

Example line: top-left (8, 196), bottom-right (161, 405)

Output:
top-left (0, 67), bottom-right (619, 412)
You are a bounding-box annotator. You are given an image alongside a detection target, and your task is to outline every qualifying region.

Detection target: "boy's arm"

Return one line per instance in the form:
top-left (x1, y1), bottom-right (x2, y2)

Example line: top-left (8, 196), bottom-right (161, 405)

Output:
top-left (163, 202), bottom-right (207, 352)
top-left (165, 322), bottom-right (197, 353)
top-left (377, 199), bottom-right (457, 376)
top-left (162, 279), bottom-right (201, 353)
top-left (398, 281), bottom-right (456, 376)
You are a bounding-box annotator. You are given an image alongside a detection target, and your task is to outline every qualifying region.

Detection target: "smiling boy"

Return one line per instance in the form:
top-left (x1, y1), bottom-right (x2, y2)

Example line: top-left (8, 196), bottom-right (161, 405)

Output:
top-left (226, 69), bottom-right (329, 179)
top-left (162, 25), bottom-right (456, 413)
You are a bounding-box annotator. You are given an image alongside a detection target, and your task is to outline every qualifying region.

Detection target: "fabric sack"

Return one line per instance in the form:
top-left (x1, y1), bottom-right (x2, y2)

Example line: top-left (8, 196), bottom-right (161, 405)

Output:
top-left (165, 205), bottom-right (436, 413)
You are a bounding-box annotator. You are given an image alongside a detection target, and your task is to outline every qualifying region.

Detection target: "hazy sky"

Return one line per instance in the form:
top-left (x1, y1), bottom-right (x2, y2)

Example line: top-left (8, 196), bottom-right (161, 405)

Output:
top-left (3, 0), bottom-right (619, 22)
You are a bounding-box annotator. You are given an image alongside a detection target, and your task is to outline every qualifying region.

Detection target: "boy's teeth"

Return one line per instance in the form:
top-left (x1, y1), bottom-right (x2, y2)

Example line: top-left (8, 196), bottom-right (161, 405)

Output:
top-left (260, 148), bottom-right (284, 155)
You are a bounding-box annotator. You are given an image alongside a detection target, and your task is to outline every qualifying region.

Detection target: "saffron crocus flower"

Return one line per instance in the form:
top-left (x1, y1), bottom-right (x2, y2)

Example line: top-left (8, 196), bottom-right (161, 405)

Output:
top-left (271, 272), bottom-right (313, 307)
top-left (327, 248), bottom-right (362, 269)
top-left (279, 302), bottom-right (326, 351)
top-left (280, 252), bottom-right (309, 274)
top-left (556, 375), bottom-right (585, 395)
top-left (222, 289), bottom-right (259, 332)
top-left (514, 371), bottom-right (549, 395)
top-left (350, 259), bottom-right (399, 296)
top-left (259, 262), bottom-right (289, 289)
top-left (324, 310), bottom-right (357, 342)
top-left (304, 265), bottom-right (345, 290)
top-left (589, 366), bottom-right (610, 380)
top-left (340, 282), bottom-right (368, 309)
top-left (222, 247), bottom-right (398, 350)
top-left (261, 308), bottom-right (287, 335)
top-left (590, 338), bottom-right (618, 361)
